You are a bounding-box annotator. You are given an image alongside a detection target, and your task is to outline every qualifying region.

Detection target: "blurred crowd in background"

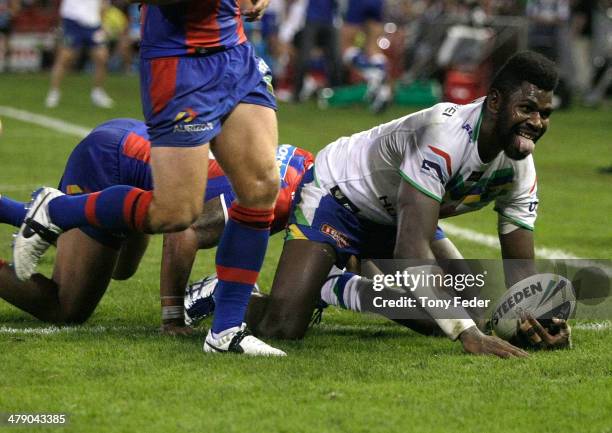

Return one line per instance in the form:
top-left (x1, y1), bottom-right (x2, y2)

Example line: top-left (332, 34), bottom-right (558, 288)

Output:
top-left (1, 0), bottom-right (611, 111)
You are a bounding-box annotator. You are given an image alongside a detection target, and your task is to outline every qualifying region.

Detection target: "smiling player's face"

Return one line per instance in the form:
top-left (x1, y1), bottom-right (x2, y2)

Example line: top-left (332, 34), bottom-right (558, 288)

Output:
top-left (496, 82), bottom-right (553, 160)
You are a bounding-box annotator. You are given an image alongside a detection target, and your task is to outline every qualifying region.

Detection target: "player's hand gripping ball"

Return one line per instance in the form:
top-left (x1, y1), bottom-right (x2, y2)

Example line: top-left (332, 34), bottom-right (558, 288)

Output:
top-left (491, 273), bottom-right (576, 340)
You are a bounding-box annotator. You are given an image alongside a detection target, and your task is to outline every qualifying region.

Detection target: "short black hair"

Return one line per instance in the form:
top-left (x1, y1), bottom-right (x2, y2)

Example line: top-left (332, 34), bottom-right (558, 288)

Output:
top-left (490, 51), bottom-right (559, 97)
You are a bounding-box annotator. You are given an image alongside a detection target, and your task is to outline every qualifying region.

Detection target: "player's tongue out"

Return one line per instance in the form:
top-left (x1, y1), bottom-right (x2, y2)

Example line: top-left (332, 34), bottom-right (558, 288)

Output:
top-left (514, 131), bottom-right (535, 155)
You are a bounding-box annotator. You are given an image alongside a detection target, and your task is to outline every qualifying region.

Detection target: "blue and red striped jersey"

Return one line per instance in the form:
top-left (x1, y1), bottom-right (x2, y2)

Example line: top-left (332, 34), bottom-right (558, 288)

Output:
top-left (139, 0), bottom-right (248, 59)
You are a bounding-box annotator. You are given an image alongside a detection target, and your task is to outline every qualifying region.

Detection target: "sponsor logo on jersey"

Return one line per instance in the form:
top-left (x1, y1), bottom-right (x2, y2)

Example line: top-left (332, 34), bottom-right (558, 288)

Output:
top-left (442, 105), bottom-right (458, 117)
top-left (174, 122), bottom-right (214, 133)
top-left (378, 195), bottom-right (396, 217)
top-left (321, 224), bottom-right (350, 249)
top-left (276, 145), bottom-right (297, 181)
top-left (330, 186), bottom-right (360, 213)
top-left (174, 108), bottom-right (198, 123)
top-left (462, 122), bottom-right (474, 141)
top-left (66, 185), bottom-right (83, 195)
top-left (174, 108), bottom-right (213, 133)
top-left (421, 160), bottom-right (445, 183)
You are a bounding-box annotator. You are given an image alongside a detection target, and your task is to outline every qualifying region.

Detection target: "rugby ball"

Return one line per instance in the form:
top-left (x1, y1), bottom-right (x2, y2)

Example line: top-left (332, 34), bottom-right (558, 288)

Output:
top-left (491, 273), bottom-right (576, 340)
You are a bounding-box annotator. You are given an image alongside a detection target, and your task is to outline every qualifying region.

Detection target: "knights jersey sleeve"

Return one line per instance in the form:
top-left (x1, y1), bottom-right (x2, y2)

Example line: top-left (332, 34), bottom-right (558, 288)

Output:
top-left (494, 156), bottom-right (539, 233)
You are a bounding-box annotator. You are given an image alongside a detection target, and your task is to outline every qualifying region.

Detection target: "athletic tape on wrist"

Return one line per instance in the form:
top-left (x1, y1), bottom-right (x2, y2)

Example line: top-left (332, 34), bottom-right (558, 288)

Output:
top-left (401, 265), bottom-right (476, 340)
top-left (162, 305), bottom-right (183, 321)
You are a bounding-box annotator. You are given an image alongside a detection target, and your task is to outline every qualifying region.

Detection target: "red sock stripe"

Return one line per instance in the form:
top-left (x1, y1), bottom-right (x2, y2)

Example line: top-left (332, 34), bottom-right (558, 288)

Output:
top-left (216, 265), bottom-right (259, 286)
top-left (84, 192), bottom-right (102, 227)
top-left (132, 190), bottom-right (153, 232)
top-left (123, 188), bottom-right (144, 230)
top-left (228, 204), bottom-right (274, 229)
top-left (0, 259), bottom-right (7, 268)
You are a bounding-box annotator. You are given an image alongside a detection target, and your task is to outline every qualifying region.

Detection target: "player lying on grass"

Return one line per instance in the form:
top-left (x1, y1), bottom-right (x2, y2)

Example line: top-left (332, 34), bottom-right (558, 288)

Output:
top-left (238, 51), bottom-right (565, 358)
top-left (0, 118), bottom-right (312, 337)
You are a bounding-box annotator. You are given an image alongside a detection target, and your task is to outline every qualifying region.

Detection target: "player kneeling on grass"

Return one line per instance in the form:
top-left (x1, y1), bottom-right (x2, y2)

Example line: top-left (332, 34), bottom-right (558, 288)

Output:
top-left (236, 51), bottom-right (569, 358)
top-left (0, 118), bottom-right (313, 342)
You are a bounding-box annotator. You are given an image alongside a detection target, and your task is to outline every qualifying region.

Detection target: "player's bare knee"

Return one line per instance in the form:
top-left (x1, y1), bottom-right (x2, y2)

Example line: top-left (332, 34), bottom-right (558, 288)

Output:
top-left (237, 172), bottom-right (280, 208)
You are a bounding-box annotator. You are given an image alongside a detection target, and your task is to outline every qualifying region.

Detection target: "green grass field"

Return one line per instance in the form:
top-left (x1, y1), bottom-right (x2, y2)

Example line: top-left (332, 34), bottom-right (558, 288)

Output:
top-left (0, 74), bottom-right (611, 433)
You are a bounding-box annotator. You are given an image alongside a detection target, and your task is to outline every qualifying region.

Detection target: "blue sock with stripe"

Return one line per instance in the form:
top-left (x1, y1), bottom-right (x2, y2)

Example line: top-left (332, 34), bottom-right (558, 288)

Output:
top-left (48, 186), bottom-right (153, 232)
top-left (212, 204), bottom-right (273, 335)
top-left (0, 195), bottom-right (27, 227)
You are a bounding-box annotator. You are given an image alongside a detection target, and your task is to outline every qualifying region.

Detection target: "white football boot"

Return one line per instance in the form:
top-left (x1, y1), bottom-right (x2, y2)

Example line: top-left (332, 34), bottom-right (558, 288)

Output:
top-left (44, 89), bottom-right (60, 108)
top-left (13, 187), bottom-right (64, 281)
top-left (203, 323), bottom-right (286, 356)
top-left (91, 88), bottom-right (115, 109)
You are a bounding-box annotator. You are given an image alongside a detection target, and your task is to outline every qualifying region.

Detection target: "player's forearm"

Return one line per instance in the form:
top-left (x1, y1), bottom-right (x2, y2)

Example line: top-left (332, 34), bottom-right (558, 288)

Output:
top-left (160, 229), bottom-right (200, 324)
top-left (499, 228), bottom-right (537, 287)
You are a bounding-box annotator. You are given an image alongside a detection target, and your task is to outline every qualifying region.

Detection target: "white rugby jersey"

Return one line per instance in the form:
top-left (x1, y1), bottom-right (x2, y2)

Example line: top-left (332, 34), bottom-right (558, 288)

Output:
top-left (314, 99), bottom-right (538, 232)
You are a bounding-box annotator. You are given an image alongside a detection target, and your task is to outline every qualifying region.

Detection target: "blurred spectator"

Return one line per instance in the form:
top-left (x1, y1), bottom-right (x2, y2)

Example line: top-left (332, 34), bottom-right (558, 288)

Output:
top-left (293, 0), bottom-right (342, 101)
top-left (45, 0), bottom-right (114, 108)
top-left (571, 0), bottom-right (596, 95)
top-left (584, 0), bottom-right (612, 105)
top-left (117, 2), bottom-right (141, 74)
top-left (526, 0), bottom-right (573, 107)
top-left (526, 0), bottom-right (571, 61)
top-left (0, 0), bottom-right (20, 72)
top-left (341, 0), bottom-right (392, 112)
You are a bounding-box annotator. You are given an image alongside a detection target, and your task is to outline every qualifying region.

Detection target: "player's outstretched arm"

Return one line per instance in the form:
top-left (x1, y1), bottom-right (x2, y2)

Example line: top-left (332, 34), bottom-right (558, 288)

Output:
top-left (395, 181), bottom-right (528, 358)
top-left (160, 230), bottom-right (199, 335)
top-left (499, 227), bottom-right (537, 287)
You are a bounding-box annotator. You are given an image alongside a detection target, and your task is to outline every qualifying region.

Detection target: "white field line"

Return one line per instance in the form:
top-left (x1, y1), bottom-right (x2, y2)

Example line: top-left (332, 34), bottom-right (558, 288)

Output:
top-left (1, 322), bottom-right (609, 335)
top-left (0, 105), bottom-right (91, 138)
top-left (0, 184), bottom-right (41, 192)
top-left (573, 321), bottom-right (612, 331)
top-left (0, 325), bottom-right (153, 335)
top-left (439, 222), bottom-right (612, 277)
top-left (438, 222), bottom-right (578, 259)
top-left (0, 106), bottom-right (608, 271)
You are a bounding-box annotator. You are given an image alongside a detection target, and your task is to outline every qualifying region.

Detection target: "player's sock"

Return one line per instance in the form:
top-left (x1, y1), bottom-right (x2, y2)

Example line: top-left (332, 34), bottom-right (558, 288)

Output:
top-left (48, 186), bottom-right (153, 232)
top-left (320, 269), bottom-right (363, 312)
top-left (0, 195), bottom-right (28, 227)
top-left (211, 204), bottom-right (273, 336)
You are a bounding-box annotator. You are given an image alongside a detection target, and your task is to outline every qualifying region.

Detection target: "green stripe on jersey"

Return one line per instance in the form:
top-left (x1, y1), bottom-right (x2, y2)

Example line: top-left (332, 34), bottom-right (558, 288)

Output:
top-left (398, 170), bottom-right (443, 203)
top-left (496, 209), bottom-right (534, 231)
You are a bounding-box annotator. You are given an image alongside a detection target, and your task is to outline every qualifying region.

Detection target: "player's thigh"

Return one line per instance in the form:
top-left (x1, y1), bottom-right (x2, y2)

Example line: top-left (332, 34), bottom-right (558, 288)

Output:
top-left (210, 103), bottom-right (279, 207)
top-left (256, 239), bottom-right (336, 339)
top-left (52, 229), bottom-right (119, 322)
top-left (149, 144), bottom-right (210, 216)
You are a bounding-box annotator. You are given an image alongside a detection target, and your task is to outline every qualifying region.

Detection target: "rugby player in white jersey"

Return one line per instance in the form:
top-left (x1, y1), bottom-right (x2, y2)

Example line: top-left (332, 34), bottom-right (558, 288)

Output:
top-left (244, 51), bottom-right (565, 358)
